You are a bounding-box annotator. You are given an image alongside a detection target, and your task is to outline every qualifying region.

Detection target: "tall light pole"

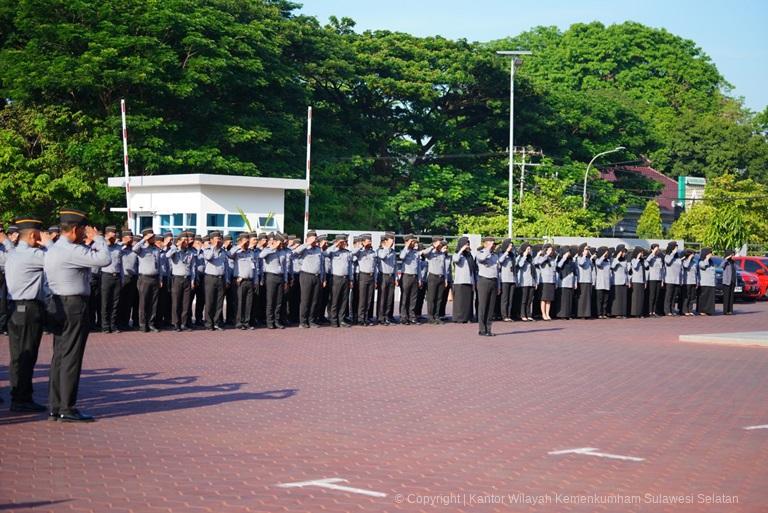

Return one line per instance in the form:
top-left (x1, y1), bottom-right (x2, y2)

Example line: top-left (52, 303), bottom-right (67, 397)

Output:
top-left (496, 50), bottom-right (532, 238)
top-left (582, 146), bottom-right (625, 208)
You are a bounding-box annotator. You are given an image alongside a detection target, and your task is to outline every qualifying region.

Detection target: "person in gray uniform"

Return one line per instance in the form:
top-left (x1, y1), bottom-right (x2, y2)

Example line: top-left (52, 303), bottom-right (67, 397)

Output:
top-left (0, 225), bottom-right (15, 335)
top-left (475, 236), bottom-right (500, 337)
top-left (351, 233), bottom-right (377, 326)
top-left (421, 236), bottom-right (448, 324)
top-left (44, 209), bottom-right (110, 422)
top-left (193, 235), bottom-right (207, 326)
top-left (720, 250), bottom-right (737, 315)
top-left (629, 247), bottom-right (648, 317)
top-left (534, 244), bottom-right (557, 321)
top-left (117, 230), bottom-right (139, 330)
top-left (556, 246), bottom-right (578, 320)
top-left (593, 246), bottom-right (612, 319)
top-left (610, 244), bottom-right (630, 318)
top-left (516, 243), bottom-right (536, 321)
top-left (663, 242), bottom-right (683, 316)
top-left (646, 243), bottom-right (664, 316)
top-left (376, 233), bottom-right (398, 325)
top-left (100, 226), bottom-right (125, 333)
top-left (5, 218), bottom-right (49, 413)
top-left (260, 233), bottom-right (289, 329)
top-left (399, 235), bottom-right (420, 325)
top-left (293, 230), bottom-right (326, 328)
top-left (439, 243), bottom-right (452, 319)
top-left (202, 231), bottom-right (231, 330)
top-left (576, 243), bottom-right (594, 319)
top-left (230, 233), bottom-right (255, 329)
top-left (133, 228), bottom-right (162, 332)
top-left (497, 239), bottom-right (516, 322)
top-left (166, 232), bottom-right (197, 331)
top-left (250, 233), bottom-right (267, 327)
top-left (681, 249), bottom-right (698, 316)
top-left (697, 248), bottom-right (716, 315)
top-left (156, 232), bottom-right (173, 328)
top-left (452, 236), bottom-right (476, 323)
top-left (327, 234), bottom-right (354, 327)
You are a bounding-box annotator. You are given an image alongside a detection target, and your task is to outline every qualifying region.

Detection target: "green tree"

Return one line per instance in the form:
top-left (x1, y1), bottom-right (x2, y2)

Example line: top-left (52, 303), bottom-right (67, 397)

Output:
top-left (636, 200), bottom-right (664, 239)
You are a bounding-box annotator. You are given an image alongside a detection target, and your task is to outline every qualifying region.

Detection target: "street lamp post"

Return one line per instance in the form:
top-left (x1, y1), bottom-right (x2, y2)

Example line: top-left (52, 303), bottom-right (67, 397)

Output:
top-left (582, 146), bottom-right (625, 208)
top-left (496, 50), bottom-right (532, 238)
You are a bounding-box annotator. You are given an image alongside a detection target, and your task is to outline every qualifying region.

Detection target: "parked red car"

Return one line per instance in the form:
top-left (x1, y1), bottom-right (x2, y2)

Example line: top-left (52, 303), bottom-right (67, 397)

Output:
top-left (733, 257), bottom-right (768, 299)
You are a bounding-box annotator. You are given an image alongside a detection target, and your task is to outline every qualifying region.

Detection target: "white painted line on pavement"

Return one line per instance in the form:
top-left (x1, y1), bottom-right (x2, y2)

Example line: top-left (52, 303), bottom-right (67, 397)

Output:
top-left (276, 478), bottom-right (387, 498)
top-left (744, 424), bottom-right (768, 430)
top-left (548, 447), bottom-right (645, 462)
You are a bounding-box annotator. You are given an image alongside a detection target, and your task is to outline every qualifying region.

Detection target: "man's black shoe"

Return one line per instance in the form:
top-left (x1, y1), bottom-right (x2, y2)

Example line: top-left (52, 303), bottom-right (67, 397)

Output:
top-left (340, 322), bottom-right (351, 328)
top-left (174, 327), bottom-right (182, 332)
top-left (267, 325), bottom-right (277, 329)
top-left (142, 327), bottom-right (150, 333)
top-left (112, 327), bottom-right (121, 333)
top-left (149, 326), bottom-right (160, 333)
top-left (299, 323), bottom-right (309, 328)
top-left (10, 401), bottom-right (47, 413)
top-left (309, 322), bottom-right (320, 328)
top-left (275, 324), bottom-right (286, 329)
top-left (59, 410), bottom-right (95, 422)
top-left (101, 329), bottom-right (111, 334)
top-left (48, 410), bottom-right (59, 422)
top-left (213, 325), bottom-right (224, 331)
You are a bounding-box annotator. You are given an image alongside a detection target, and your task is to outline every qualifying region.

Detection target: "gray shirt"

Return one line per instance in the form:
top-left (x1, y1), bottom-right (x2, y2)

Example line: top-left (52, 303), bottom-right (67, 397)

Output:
top-left (202, 246), bottom-right (231, 277)
top-left (259, 247), bottom-right (288, 282)
top-left (721, 259), bottom-right (736, 287)
top-left (165, 246), bottom-right (197, 279)
top-left (664, 251), bottom-right (683, 285)
top-left (377, 247), bottom-right (397, 275)
top-left (44, 236), bottom-right (110, 296)
top-left (352, 247), bottom-right (377, 275)
top-left (5, 241), bottom-right (47, 301)
top-left (132, 240), bottom-right (161, 276)
top-left (631, 257), bottom-right (648, 284)
top-left (327, 247), bottom-right (354, 280)
top-left (533, 253), bottom-right (556, 284)
top-left (0, 239), bottom-right (11, 269)
top-left (476, 249), bottom-right (500, 284)
top-left (498, 251), bottom-right (516, 284)
top-left (451, 252), bottom-right (475, 286)
top-left (682, 256), bottom-right (698, 286)
top-left (421, 247), bottom-right (447, 278)
top-left (294, 244), bottom-right (325, 278)
top-left (102, 243), bottom-right (125, 275)
top-left (594, 255), bottom-right (611, 290)
top-left (577, 255), bottom-right (594, 284)
top-left (516, 254), bottom-right (537, 287)
top-left (557, 255), bottom-right (578, 288)
top-left (399, 248), bottom-right (420, 275)
top-left (698, 258), bottom-right (716, 287)
top-left (611, 259), bottom-right (630, 286)
top-left (121, 246), bottom-right (138, 276)
top-left (646, 253), bottom-right (664, 281)
top-left (230, 247), bottom-right (255, 279)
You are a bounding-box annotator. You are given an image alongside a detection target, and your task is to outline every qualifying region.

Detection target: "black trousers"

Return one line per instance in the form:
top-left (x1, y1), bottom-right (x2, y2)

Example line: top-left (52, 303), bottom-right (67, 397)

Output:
top-left (158, 277), bottom-right (171, 326)
top-left (236, 279), bottom-right (254, 327)
top-left (137, 275), bottom-right (160, 329)
top-left (476, 277), bottom-right (496, 334)
top-left (722, 284), bottom-right (736, 314)
top-left (596, 289), bottom-right (610, 317)
top-left (500, 282), bottom-right (516, 319)
top-left (519, 286), bottom-right (534, 318)
top-left (577, 283), bottom-right (593, 318)
top-left (664, 283), bottom-right (681, 315)
top-left (399, 274), bottom-right (419, 322)
top-left (48, 295), bottom-right (90, 414)
top-left (171, 276), bottom-right (192, 328)
top-left (0, 269), bottom-right (7, 331)
top-left (452, 284), bottom-right (474, 322)
top-left (318, 277), bottom-right (330, 321)
top-left (329, 276), bottom-right (350, 325)
top-left (647, 280), bottom-right (662, 315)
top-left (611, 284), bottom-right (628, 316)
top-left (287, 274), bottom-right (301, 323)
top-left (118, 274), bottom-right (139, 328)
top-left (265, 273), bottom-right (284, 328)
top-left (415, 279), bottom-right (426, 319)
top-left (193, 276), bottom-right (206, 324)
top-left (682, 284), bottom-right (697, 314)
top-left (357, 272), bottom-right (375, 323)
top-left (204, 274), bottom-right (225, 328)
top-left (251, 282), bottom-right (266, 326)
top-left (100, 273), bottom-right (121, 331)
top-left (8, 300), bottom-right (44, 403)
top-left (89, 275), bottom-right (101, 328)
top-left (425, 274), bottom-right (445, 321)
top-left (439, 280), bottom-right (450, 317)
top-left (378, 273), bottom-right (396, 320)
top-left (225, 279), bottom-right (237, 325)
top-left (298, 272), bottom-right (321, 325)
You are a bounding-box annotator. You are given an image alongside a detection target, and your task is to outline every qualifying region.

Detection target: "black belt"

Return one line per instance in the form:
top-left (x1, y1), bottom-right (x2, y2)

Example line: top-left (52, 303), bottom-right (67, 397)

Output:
top-left (428, 273), bottom-right (444, 278)
top-left (359, 271), bottom-right (374, 276)
top-left (301, 271), bottom-right (320, 277)
top-left (104, 272), bottom-right (120, 277)
top-left (11, 299), bottom-right (42, 305)
top-left (139, 274), bottom-right (159, 278)
top-left (204, 274), bottom-right (224, 279)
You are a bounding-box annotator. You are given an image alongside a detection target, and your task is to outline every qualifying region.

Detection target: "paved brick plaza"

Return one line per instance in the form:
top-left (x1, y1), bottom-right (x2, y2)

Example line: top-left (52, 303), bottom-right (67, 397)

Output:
top-left (2, 303), bottom-right (768, 513)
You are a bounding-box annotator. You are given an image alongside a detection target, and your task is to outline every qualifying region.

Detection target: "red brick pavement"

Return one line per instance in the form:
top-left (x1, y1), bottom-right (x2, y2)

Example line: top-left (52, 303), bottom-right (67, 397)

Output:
top-left (1, 303), bottom-right (768, 513)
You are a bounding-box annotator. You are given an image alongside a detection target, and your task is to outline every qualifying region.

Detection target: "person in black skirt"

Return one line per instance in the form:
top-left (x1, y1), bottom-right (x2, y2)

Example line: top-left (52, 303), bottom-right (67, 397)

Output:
top-left (610, 245), bottom-right (630, 318)
top-left (497, 239), bottom-right (517, 321)
top-left (646, 244), bottom-right (664, 317)
top-left (681, 249), bottom-right (698, 316)
top-left (697, 248), bottom-right (716, 315)
top-left (576, 243), bottom-right (594, 318)
top-left (534, 244), bottom-right (557, 320)
top-left (451, 236), bottom-right (476, 323)
top-left (629, 246), bottom-right (648, 317)
top-left (594, 246), bottom-right (611, 319)
top-left (720, 250), bottom-right (737, 315)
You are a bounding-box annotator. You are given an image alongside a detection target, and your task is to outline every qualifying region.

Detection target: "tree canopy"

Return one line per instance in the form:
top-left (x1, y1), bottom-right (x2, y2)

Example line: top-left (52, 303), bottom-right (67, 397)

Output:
top-left (1, 1), bottom-right (766, 237)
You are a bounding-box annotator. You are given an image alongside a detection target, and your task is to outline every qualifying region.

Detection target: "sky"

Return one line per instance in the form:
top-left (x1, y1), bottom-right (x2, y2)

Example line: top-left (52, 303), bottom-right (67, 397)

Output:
top-left (298, 0), bottom-right (768, 113)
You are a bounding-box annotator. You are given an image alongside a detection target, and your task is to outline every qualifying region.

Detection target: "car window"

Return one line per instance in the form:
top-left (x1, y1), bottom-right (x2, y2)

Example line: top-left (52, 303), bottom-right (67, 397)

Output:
top-left (744, 261), bottom-right (762, 273)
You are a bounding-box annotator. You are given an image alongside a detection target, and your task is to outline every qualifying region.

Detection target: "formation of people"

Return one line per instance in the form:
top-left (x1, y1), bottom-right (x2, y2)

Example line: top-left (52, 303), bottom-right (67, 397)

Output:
top-left (0, 212), bottom-right (741, 420)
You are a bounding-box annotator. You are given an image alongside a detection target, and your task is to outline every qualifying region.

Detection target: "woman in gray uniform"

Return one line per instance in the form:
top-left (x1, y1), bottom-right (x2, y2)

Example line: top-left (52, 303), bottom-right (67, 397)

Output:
top-left (629, 246), bottom-right (648, 317)
top-left (533, 244), bottom-right (557, 321)
top-left (594, 246), bottom-right (611, 319)
top-left (517, 243), bottom-right (536, 321)
top-left (475, 237), bottom-right (500, 337)
top-left (576, 243), bottom-right (594, 319)
top-left (681, 249), bottom-right (698, 316)
top-left (646, 243), bottom-right (664, 316)
top-left (451, 236), bottom-right (476, 323)
top-left (497, 239), bottom-right (516, 321)
top-left (610, 245), bottom-right (630, 318)
top-left (663, 242), bottom-right (683, 316)
top-left (556, 246), bottom-right (578, 319)
top-left (697, 248), bottom-right (716, 315)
